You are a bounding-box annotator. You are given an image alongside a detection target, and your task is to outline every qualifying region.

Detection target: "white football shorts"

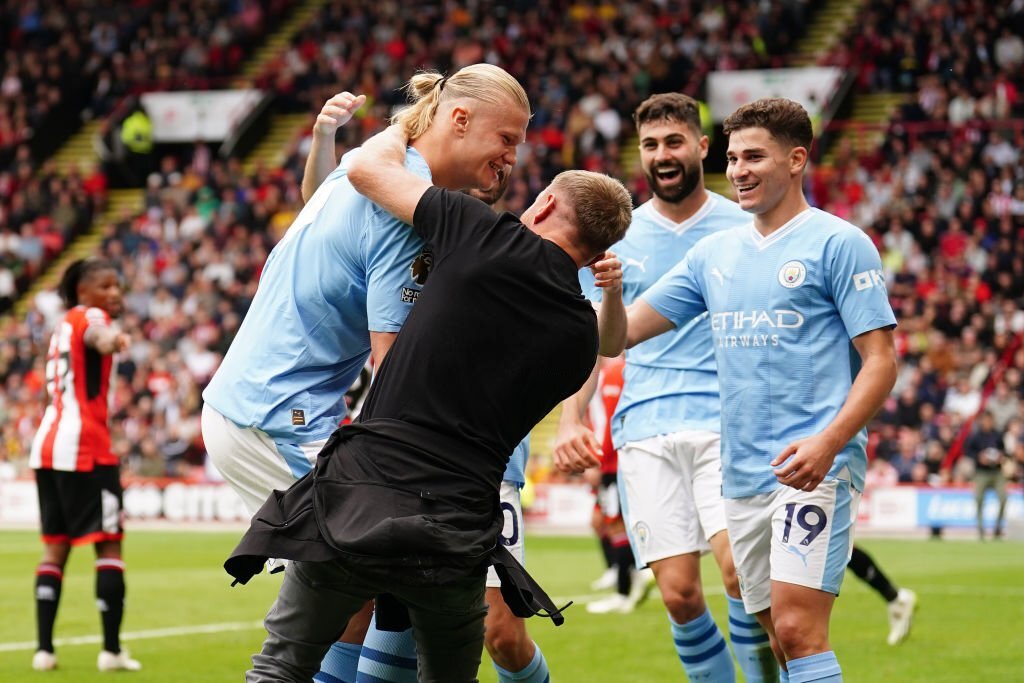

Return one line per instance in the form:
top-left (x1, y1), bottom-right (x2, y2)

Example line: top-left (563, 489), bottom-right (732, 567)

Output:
top-left (201, 404), bottom-right (326, 515)
top-left (725, 477), bottom-right (861, 614)
top-left (487, 480), bottom-right (524, 588)
top-left (618, 429), bottom-right (727, 566)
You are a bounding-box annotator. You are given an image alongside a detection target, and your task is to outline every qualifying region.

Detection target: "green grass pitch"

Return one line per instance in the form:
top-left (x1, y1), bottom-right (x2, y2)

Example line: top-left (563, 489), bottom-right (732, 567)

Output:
top-left (1, 530), bottom-right (1021, 681)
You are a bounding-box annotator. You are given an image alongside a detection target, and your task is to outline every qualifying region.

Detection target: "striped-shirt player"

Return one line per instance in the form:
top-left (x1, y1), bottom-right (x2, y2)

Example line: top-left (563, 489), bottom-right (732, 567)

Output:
top-left (30, 258), bottom-right (140, 673)
top-left (31, 305), bottom-right (117, 472)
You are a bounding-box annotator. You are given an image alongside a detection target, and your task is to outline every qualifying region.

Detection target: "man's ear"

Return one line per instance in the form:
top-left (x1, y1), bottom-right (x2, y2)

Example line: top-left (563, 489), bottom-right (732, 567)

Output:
top-left (532, 192), bottom-right (557, 223)
top-left (790, 145), bottom-right (809, 176)
top-left (451, 105), bottom-right (469, 136)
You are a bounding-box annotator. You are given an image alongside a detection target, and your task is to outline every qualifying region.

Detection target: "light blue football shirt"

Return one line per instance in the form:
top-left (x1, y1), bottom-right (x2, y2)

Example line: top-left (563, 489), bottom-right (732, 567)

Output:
top-left (580, 193), bottom-right (747, 448)
top-left (506, 436), bottom-right (529, 487)
top-left (203, 148), bottom-right (432, 444)
top-left (642, 208), bottom-right (897, 498)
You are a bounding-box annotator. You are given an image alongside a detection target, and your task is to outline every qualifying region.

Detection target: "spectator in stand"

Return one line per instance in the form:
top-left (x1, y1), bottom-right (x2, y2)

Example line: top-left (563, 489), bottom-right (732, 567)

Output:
top-left (986, 379), bottom-right (1020, 430)
top-left (873, 422), bottom-right (900, 462)
top-left (922, 440), bottom-right (949, 485)
top-left (964, 411), bottom-right (1009, 539)
top-left (892, 428), bottom-right (925, 483)
top-left (943, 373), bottom-right (981, 421)
top-left (865, 455), bottom-right (899, 489)
top-left (1004, 417), bottom-right (1024, 484)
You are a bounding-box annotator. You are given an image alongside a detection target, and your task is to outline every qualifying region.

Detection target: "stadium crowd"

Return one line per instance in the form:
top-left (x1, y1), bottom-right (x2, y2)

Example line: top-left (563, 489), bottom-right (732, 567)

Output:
top-left (258, 0), bottom-right (811, 206)
top-left (826, 0), bottom-right (1024, 109)
top-left (807, 0), bottom-right (1024, 495)
top-left (1, 0), bottom-right (296, 130)
top-left (1, 0), bottom-right (1023, 505)
top-left (0, 0), bottom-right (298, 313)
top-left (0, 152), bottom-right (104, 314)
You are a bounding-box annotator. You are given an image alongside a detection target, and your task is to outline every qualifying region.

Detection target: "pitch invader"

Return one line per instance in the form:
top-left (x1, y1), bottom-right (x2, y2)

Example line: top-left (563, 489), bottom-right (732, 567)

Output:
top-left (557, 93), bottom-right (775, 682)
top-left (601, 97), bottom-right (899, 682)
top-left (343, 145), bottom-right (551, 683)
top-left (296, 93), bottom-right (553, 683)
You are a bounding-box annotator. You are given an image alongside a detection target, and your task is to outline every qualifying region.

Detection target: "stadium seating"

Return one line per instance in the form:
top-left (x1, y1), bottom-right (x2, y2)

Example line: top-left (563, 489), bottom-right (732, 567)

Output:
top-left (0, 0), bottom-right (299, 315)
top-left (804, 0), bottom-right (1024, 482)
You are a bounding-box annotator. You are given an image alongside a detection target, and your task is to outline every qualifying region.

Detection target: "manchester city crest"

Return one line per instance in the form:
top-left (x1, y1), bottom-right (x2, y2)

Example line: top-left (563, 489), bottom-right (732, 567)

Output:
top-left (634, 521), bottom-right (651, 548)
top-left (778, 260), bottom-right (806, 288)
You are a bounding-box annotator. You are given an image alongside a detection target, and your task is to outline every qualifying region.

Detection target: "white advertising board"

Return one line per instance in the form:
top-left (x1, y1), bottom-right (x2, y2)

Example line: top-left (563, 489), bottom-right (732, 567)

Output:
top-left (141, 90), bottom-right (264, 142)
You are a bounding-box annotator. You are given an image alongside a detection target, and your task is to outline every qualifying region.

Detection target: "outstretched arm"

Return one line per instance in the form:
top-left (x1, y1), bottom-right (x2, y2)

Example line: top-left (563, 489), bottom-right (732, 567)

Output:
top-left (347, 126), bottom-right (431, 225)
top-left (771, 327), bottom-right (898, 491)
top-left (301, 92), bottom-right (366, 203)
top-left (83, 326), bottom-right (131, 355)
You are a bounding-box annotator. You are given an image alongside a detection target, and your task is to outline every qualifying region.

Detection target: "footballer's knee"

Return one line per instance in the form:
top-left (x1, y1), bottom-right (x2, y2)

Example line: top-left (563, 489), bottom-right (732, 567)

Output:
top-left (771, 611), bottom-right (828, 660)
top-left (660, 582), bottom-right (705, 624)
top-left (41, 542), bottom-right (71, 568)
top-left (484, 597), bottom-right (533, 670)
top-left (651, 554), bottom-right (704, 622)
top-left (484, 622), bottom-right (531, 664)
top-left (94, 539), bottom-right (122, 560)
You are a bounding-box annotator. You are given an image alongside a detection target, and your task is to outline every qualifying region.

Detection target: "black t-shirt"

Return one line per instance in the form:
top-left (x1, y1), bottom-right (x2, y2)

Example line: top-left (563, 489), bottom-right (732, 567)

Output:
top-left (349, 187), bottom-right (598, 499)
top-left (225, 188), bottom-right (599, 581)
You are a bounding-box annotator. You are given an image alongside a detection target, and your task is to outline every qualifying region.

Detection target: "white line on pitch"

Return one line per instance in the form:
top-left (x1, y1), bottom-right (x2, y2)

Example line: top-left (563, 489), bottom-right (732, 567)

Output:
top-left (0, 620), bottom-right (265, 653)
top-left (4, 582), bottom-right (1021, 653)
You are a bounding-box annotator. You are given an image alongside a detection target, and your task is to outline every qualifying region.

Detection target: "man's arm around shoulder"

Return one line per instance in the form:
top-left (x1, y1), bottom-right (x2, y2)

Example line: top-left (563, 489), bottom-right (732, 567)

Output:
top-left (347, 126), bottom-right (432, 225)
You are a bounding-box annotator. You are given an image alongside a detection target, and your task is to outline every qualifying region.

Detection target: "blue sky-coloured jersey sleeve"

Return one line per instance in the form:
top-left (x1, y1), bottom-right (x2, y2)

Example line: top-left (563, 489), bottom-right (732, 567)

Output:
top-left (826, 229), bottom-right (898, 340)
top-left (363, 149), bottom-right (433, 333)
top-left (364, 211), bottom-right (426, 333)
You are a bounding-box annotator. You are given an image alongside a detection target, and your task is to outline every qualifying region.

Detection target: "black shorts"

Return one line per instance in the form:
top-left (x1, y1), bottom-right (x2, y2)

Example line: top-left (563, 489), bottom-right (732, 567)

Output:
top-left (35, 465), bottom-right (124, 546)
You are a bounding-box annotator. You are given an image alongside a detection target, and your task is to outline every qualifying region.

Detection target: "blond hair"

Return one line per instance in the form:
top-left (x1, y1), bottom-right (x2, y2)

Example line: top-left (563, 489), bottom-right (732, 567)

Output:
top-left (391, 64), bottom-right (531, 140)
top-left (550, 171), bottom-right (633, 255)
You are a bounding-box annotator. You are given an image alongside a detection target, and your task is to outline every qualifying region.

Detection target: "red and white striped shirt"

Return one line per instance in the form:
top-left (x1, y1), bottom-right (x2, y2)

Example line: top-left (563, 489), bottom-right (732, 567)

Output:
top-left (30, 306), bottom-right (118, 471)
